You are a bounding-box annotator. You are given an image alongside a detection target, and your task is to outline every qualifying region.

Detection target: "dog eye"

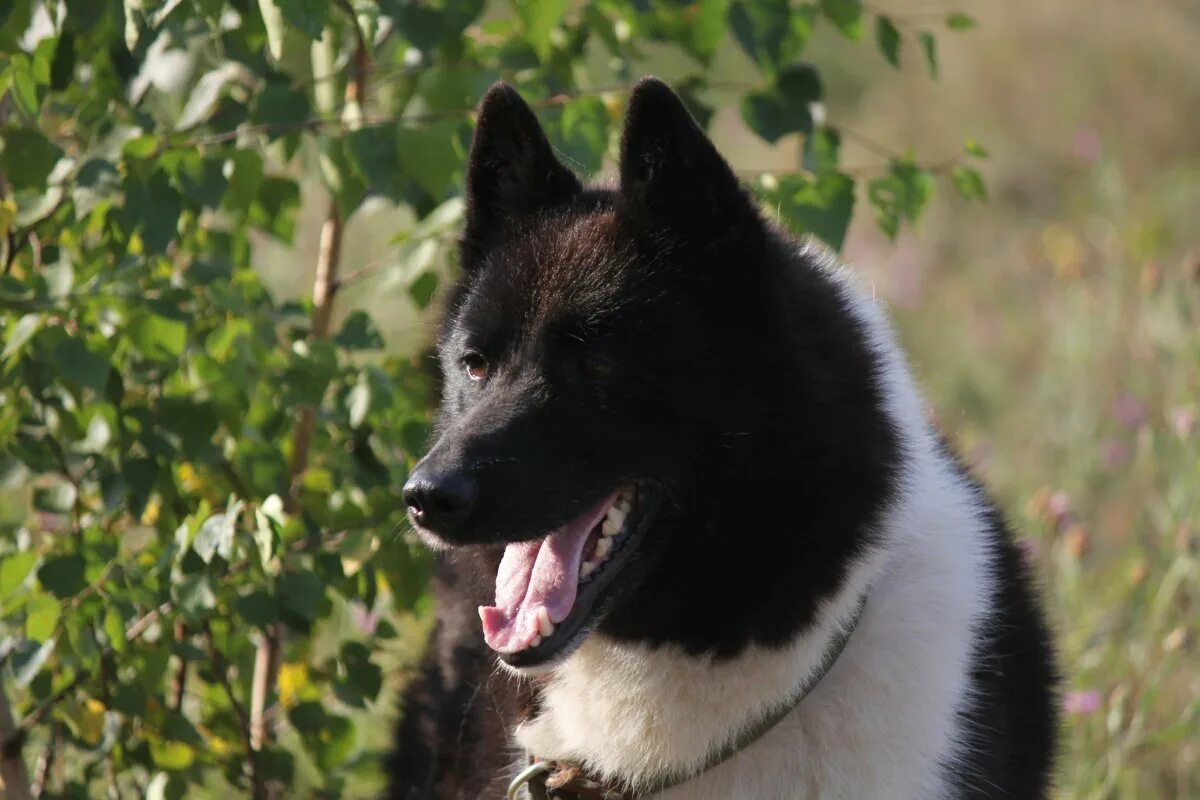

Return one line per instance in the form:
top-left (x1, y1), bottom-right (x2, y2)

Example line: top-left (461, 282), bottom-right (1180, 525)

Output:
top-left (579, 354), bottom-right (616, 381)
top-left (462, 353), bottom-right (489, 382)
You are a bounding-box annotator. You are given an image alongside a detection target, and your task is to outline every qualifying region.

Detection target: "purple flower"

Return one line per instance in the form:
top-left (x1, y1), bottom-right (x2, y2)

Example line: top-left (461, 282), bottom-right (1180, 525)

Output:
top-left (1112, 392), bottom-right (1146, 429)
top-left (1072, 128), bottom-right (1103, 164)
top-left (1063, 689), bottom-right (1102, 715)
top-left (1172, 406), bottom-right (1197, 439)
top-left (1100, 438), bottom-right (1131, 469)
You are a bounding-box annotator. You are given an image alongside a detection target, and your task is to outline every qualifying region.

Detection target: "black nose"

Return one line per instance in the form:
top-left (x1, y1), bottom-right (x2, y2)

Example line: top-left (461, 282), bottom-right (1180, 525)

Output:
top-left (403, 467), bottom-right (478, 534)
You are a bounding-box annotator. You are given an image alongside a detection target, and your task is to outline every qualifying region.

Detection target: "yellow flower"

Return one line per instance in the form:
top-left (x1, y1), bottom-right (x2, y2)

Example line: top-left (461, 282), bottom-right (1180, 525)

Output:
top-left (277, 662), bottom-right (308, 708)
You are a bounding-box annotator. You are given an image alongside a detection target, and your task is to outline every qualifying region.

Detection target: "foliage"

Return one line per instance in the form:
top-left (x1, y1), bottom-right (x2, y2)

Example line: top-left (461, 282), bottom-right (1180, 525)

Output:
top-left (0, 1), bottom-right (977, 797)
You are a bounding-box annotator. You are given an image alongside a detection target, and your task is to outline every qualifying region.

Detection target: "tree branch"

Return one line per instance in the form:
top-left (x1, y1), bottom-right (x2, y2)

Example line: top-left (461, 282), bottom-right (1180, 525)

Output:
top-left (0, 680), bottom-right (34, 800)
top-left (203, 625), bottom-right (266, 800)
top-left (248, 3), bottom-right (368, 780)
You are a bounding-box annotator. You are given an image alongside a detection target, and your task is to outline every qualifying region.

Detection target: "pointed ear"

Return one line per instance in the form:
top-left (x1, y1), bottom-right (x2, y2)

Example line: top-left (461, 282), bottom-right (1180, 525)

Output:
top-left (619, 78), bottom-right (757, 235)
top-left (462, 83), bottom-right (581, 266)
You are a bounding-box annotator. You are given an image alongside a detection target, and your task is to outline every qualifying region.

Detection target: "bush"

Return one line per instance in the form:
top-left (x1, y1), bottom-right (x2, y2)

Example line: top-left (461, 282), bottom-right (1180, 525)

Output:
top-left (0, 1), bottom-right (977, 796)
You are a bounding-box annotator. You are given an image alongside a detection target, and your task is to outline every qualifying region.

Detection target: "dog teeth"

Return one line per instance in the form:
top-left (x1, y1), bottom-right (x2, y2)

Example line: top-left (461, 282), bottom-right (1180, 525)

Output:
top-left (530, 635), bottom-right (541, 648)
top-left (581, 561), bottom-right (597, 577)
top-left (594, 536), bottom-right (613, 560)
top-left (536, 607), bottom-right (555, 637)
top-left (603, 506), bottom-right (626, 535)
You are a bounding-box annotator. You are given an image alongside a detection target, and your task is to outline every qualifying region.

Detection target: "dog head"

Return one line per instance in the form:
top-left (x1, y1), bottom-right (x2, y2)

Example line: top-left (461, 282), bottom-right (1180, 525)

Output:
top-left (403, 79), bottom-right (897, 669)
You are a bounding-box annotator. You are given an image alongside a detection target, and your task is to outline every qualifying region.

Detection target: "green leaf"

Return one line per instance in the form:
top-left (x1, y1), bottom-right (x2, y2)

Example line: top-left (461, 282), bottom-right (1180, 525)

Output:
top-left (894, 163), bottom-right (935, 222)
top-left (50, 336), bottom-right (110, 393)
top-left (1, 551), bottom-right (38, 600)
top-left (2, 313), bottom-right (43, 361)
top-left (149, 739), bottom-right (195, 771)
top-left (341, 641), bottom-right (382, 702)
top-left (226, 150), bottom-right (264, 210)
top-left (26, 592), bottom-right (61, 641)
top-left (819, 0), bottom-right (864, 40)
top-left (679, 0), bottom-right (731, 63)
top-left (544, 97), bottom-right (610, 174)
top-left (258, 0), bottom-right (287, 60)
top-left (918, 31), bottom-right (938, 77)
top-left (42, 258), bottom-right (74, 299)
top-left (273, 0), bottom-right (328, 41)
top-left (252, 80), bottom-right (311, 136)
top-left (741, 63), bottom-right (823, 143)
top-left (33, 481), bottom-right (77, 513)
top-left (336, 311), bottom-right (385, 351)
top-left (249, 176), bottom-right (300, 241)
top-left (1, 128), bottom-right (64, 191)
top-left (396, 120), bottom-right (464, 200)
top-left (803, 127), bottom-right (841, 172)
top-left (950, 165), bottom-right (988, 201)
top-left (348, 124), bottom-right (402, 200)
top-left (235, 590), bottom-right (278, 628)
top-left (875, 15), bottom-right (901, 68)
top-left (192, 500), bottom-right (243, 564)
top-left (318, 137), bottom-right (368, 218)
top-left (127, 312), bottom-right (188, 361)
top-left (38, 555), bottom-right (87, 599)
top-left (867, 162), bottom-right (935, 239)
top-left (10, 60), bottom-right (41, 118)
top-left (763, 172), bottom-right (856, 251)
top-left (123, 172), bottom-right (183, 255)
top-left (176, 63), bottom-right (241, 130)
top-left (124, 457), bottom-right (158, 519)
top-left (278, 569), bottom-right (326, 623)
top-left (14, 639), bottom-right (54, 687)
top-left (72, 158), bottom-right (121, 218)
top-left (103, 606), bottom-right (127, 652)
top-left (347, 374), bottom-right (371, 429)
top-left (964, 138), bottom-right (989, 158)
top-left (945, 12), bottom-right (977, 30)
top-left (408, 271), bottom-right (440, 310)
top-left (729, 0), bottom-right (815, 72)
top-left (173, 573), bottom-right (216, 616)
top-left (515, 0), bottom-right (567, 60)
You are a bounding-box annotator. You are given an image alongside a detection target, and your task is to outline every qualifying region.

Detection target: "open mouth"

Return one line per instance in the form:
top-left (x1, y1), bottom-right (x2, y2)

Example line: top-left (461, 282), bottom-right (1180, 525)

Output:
top-left (478, 483), bottom-right (658, 667)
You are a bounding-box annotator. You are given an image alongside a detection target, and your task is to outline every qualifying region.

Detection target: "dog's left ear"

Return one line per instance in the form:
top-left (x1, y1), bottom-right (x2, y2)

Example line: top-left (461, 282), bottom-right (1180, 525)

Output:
top-left (619, 78), bottom-right (757, 236)
top-left (462, 83), bottom-right (581, 268)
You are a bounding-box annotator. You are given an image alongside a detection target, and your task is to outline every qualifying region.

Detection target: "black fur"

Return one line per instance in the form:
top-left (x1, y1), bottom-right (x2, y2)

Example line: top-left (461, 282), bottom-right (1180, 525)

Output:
top-left (388, 79), bottom-right (1056, 799)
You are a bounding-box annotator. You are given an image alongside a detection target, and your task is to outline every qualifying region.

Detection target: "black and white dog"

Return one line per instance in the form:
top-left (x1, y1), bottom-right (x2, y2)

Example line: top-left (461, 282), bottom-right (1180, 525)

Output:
top-left (388, 79), bottom-right (1057, 800)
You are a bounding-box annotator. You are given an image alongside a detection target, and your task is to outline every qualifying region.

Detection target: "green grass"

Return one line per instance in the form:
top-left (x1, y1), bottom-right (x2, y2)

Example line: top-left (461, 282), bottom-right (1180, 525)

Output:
top-left (829, 3), bottom-right (1200, 793)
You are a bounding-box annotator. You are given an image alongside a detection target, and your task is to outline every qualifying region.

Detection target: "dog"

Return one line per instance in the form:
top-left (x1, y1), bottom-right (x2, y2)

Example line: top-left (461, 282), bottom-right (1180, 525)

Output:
top-left (386, 78), bottom-right (1057, 800)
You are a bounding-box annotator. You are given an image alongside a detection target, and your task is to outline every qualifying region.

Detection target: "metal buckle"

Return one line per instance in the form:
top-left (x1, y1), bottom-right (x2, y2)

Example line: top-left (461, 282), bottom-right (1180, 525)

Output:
top-left (507, 761), bottom-right (553, 800)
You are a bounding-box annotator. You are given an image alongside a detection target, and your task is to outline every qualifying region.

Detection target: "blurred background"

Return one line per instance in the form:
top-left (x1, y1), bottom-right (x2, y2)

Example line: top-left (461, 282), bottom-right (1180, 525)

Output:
top-left (0, 0), bottom-right (1196, 798)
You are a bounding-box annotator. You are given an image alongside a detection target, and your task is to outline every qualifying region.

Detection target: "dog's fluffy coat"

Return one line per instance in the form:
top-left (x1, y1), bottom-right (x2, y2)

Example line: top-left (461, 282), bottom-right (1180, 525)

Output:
top-left (387, 79), bottom-right (1057, 799)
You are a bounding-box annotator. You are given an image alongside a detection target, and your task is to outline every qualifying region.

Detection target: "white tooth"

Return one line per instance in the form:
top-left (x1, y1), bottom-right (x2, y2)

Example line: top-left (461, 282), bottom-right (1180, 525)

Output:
top-left (594, 537), bottom-right (613, 559)
top-left (606, 507), bottom-right (626, 528)
top-left (602, 517), bottom-right (621, 537)
top-left (581, 561), bottom-right (596, 577)
top-left (536, 607), bottom-right (554, 637)
top-left (530, 635), bottom-right (541, 648)
top-left (616, 499), bottom-right (632, 513)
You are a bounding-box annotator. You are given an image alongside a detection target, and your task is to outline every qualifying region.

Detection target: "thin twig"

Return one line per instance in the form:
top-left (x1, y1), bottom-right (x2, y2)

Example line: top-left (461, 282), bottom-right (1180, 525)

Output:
top-left (203, 625), bottom-right (266, 799)
top-left (0, 681), bottom-right (34, 800)
top-left (30, 721), bottom-right (57, 797)
top-left (170, 620), bottom-right (188, 712)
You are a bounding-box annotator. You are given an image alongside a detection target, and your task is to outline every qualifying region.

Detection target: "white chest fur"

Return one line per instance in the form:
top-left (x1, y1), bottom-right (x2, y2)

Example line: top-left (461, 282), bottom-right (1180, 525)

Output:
top-left (514, 264), bottom-right (997, 799)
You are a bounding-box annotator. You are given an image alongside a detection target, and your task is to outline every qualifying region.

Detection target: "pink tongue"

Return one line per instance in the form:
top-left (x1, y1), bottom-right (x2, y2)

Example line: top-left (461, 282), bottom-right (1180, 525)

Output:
top-left (479, 493), bottom-right (617, 653)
